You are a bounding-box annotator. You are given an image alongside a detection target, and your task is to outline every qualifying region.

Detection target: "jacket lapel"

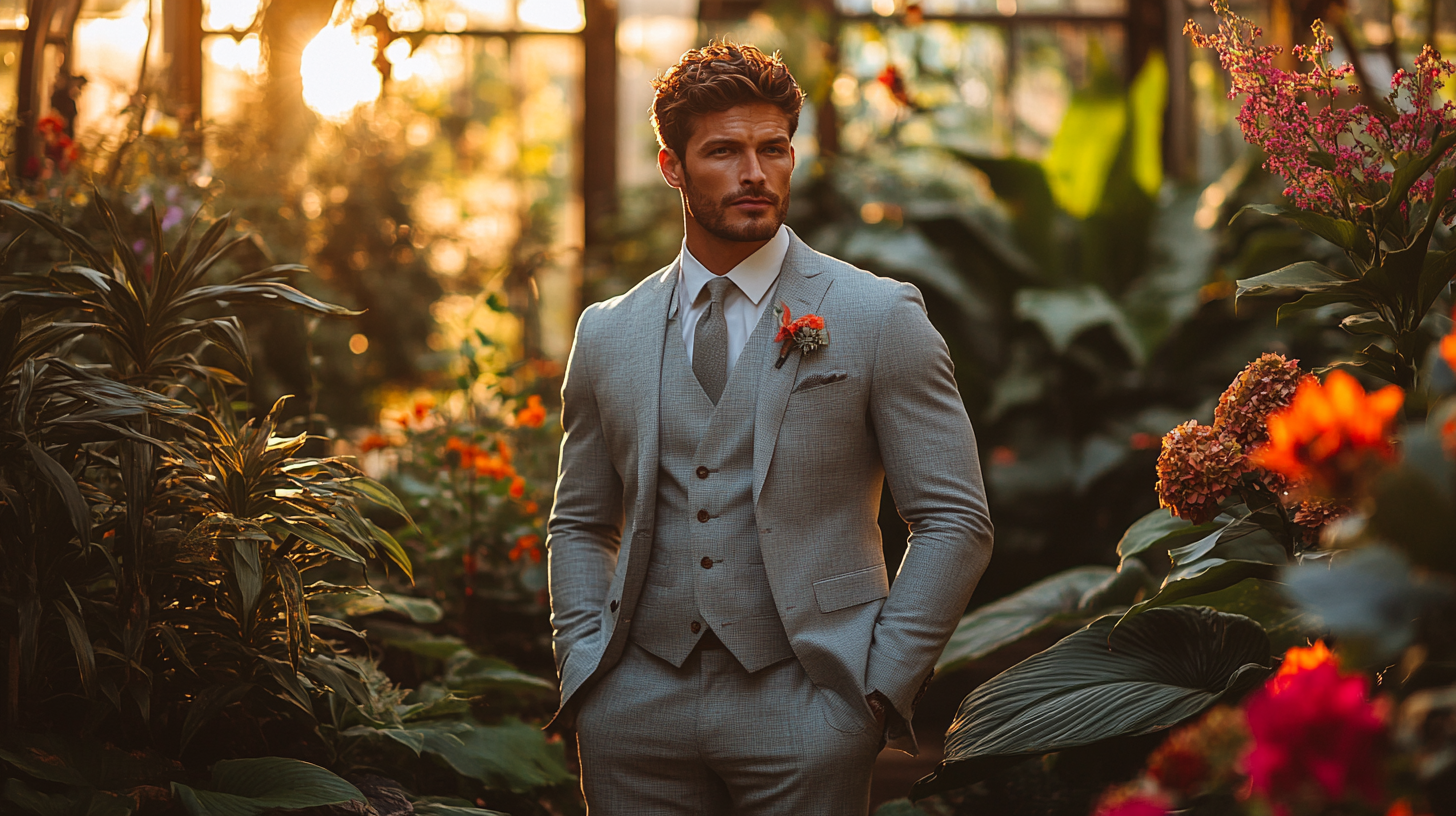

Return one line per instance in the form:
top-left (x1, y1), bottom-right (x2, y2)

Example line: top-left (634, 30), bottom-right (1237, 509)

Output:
top-left (753, 234), bottom-right (833, 505)
top-left (629, 262), bottom-right (678, 532)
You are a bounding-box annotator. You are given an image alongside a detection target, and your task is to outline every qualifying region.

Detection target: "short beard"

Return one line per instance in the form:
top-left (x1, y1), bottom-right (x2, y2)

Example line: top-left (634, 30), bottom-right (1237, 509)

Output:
top-left (682, 166), bottom-right (789, 243)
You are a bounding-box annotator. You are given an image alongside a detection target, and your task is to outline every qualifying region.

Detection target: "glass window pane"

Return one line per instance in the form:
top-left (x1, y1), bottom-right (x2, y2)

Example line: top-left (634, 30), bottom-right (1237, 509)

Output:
top-left (203, 0), bottom-right (262, 31)
top-left (72, 0), bottom-right (151, 144)
top-left (0, 33), bottom-right (19, 119)
top-left (0, 0), bottom-right (27, 30)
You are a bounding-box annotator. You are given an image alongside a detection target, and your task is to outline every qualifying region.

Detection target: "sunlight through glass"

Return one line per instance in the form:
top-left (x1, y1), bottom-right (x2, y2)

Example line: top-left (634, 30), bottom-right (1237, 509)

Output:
top-left (208, 32), bottom-right (263, 76)
top-left (300, 24), bottom-right (383, 122)
top-left (517, 0), bottom-right (583, 32)
top-left (203, 0), bottom-right (262, 30)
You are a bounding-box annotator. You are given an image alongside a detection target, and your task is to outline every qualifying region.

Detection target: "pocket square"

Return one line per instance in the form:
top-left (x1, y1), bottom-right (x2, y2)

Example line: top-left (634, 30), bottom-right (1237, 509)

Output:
top-left (792, 371), bottom-right (850, 393)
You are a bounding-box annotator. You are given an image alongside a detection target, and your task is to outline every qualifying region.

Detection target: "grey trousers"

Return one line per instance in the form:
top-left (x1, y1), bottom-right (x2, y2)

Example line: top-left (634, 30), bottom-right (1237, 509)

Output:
top-left (575, 641), bottom-right (884, 815)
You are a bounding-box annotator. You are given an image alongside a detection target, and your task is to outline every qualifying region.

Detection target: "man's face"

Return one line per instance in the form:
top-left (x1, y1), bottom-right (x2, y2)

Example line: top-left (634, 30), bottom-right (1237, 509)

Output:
top-left (660, 103), bottom-right (795, 242)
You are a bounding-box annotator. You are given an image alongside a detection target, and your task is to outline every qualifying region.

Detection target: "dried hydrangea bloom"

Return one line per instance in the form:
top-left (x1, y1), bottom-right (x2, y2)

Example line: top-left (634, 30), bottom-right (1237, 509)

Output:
top-left (1214, 353), bottom-right (1308, 448)
top-left (1156, 421), bottom-right (1247, 524)
top-left (1292, 497), bottom-right (1349, 531)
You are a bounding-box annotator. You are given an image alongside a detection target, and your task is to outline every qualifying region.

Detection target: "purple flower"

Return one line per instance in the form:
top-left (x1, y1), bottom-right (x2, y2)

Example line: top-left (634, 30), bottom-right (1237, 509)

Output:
top-left (161, 205), bottom-right (185, 232)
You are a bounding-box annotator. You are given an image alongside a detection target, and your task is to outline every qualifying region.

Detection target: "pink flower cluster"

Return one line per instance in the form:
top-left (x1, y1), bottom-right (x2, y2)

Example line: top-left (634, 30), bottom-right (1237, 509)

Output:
top-left (1186, 1), bottom-right (1456, 218)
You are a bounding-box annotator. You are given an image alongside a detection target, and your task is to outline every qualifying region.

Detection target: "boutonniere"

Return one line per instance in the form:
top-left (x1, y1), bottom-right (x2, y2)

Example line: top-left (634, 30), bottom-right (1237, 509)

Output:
top-left (773, 303), bottom-right (829, 369)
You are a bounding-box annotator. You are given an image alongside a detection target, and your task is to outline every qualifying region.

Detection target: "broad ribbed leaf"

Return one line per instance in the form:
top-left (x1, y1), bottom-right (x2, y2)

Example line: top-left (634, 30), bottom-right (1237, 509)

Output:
top-left (171, 757), bottom-right (363, 816)
top-left (914, 606), bottom-right (1272, 797)
top-left (1166, 578), bottom-right (1312, 652)
top-left (938, 567), bottom-right (1114, 672)
top-left (1116, 507), bottom-right (1224, 564)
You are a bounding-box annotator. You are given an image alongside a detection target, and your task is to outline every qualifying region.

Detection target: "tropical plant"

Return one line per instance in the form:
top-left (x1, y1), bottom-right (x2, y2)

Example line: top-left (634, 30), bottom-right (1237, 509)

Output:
top-left (1190, 0), bottom-right (1456, 395)
top-left (0, 195), bottom-right (574, 815)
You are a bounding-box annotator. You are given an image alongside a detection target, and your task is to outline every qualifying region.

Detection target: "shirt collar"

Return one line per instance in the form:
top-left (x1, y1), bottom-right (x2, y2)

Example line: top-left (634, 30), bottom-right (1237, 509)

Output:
top-left (678, 224), bottom-right (790, 308)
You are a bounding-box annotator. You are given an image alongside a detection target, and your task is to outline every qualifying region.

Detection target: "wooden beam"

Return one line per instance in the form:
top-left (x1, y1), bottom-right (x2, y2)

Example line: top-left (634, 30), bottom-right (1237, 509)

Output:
top-left (579, 0), bottom-right (617, 314)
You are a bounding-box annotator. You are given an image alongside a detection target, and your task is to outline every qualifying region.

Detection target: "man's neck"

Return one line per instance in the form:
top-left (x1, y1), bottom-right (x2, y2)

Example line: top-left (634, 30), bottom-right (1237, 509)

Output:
top-left (684, 216), bottom-right (773, 276)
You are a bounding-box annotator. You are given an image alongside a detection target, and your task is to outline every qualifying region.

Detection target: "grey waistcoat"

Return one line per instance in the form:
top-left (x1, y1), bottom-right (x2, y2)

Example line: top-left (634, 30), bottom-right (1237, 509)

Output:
top-left (628, 303), bottom-right (795, 673)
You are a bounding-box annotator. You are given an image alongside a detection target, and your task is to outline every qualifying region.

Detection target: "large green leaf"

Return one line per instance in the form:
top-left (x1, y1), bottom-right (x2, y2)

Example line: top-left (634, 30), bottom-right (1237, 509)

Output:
top-left (1284, 546), bottom-right (1455, 663)
top-left (1233, 203), bottom-right (1367, 254)
top-left (1122, 558), bottom-right (1282, 620)
top-left (937, 567), bottom-right (1115, 673)
top-left (913, 607), bottom-right (1272, 797)
top-left (1166, 578), bottom-right (1313, 653)
top-left (1015, 286), bottom-right (1144, 364)
top-left (401, 718), bottom-right (575, 792)
top-left (1115, 508), bottom-right (1224, 565)
top-left (1235, 261), bottom-right (1351, 300)
top-left (171, 758), bottom-right (363, 816)
top-left (1043, 83), bottom-right (1126, 218)
top-left (338, 592), bottom-right (443, 623)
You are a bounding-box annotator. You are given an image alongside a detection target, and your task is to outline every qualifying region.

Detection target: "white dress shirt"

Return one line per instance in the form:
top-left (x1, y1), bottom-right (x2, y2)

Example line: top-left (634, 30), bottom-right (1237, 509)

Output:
top-left (678, 224), bottom-right (791, 378)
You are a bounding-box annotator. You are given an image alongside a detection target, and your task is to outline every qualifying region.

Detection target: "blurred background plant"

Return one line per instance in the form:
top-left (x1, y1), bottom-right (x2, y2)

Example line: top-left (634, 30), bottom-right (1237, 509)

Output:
top-left (7, 0), bottom-right (1456, 810)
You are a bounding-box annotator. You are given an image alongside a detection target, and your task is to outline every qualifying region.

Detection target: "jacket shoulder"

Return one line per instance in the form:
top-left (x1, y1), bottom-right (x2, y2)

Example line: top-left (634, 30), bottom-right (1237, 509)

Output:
top-left (795, 240), bottom-right (923, 310)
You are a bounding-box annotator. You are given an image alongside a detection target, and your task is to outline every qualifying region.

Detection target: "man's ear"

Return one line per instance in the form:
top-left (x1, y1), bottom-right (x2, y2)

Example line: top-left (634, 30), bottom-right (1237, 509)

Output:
top-left (658, 148), bottom-right (685, 190)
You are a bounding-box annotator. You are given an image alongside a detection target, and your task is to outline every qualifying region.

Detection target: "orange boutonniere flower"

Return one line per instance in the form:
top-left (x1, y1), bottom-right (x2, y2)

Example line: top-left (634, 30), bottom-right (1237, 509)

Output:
top-left (773, 303), bottom-right (830, 369)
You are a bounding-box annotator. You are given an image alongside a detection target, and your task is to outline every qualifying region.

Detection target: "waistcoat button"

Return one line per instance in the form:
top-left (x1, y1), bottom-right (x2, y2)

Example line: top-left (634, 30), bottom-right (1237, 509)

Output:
top-left (610, 600), bottom-right (619, 612)
top-left (696, 466), bottom-right (709, 479)
top-left (697, 509), bottom-right (710, 522)
top-left (700, 556), bottom-right (713, 569)
top-left (690, 621), bottom-right (701, 634)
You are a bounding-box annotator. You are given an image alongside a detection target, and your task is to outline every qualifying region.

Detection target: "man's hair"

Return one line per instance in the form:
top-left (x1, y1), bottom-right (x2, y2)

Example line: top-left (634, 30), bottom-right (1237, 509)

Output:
top-left (651, 40), bottom-right (804, 158)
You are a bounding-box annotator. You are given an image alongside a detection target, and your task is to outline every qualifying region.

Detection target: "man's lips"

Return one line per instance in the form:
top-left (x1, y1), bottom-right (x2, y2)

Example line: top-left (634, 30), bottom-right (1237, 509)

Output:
top-left (731, 197), bottom-right (775, 208)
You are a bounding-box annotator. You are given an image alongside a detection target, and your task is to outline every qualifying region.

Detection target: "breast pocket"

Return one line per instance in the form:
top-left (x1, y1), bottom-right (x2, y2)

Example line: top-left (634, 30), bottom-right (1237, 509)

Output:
top-left (812, 565), bottom-right (890, 613)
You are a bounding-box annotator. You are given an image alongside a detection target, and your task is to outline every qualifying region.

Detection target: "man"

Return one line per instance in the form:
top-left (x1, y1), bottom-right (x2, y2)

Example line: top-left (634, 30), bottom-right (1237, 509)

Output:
top-left (546, 41), bottom-right (993, 814)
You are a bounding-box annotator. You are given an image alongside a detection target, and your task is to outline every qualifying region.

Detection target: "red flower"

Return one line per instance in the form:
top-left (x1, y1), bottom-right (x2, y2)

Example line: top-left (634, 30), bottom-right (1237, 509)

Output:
top-left (509, 534), bottom-right (542, 563)
top-left (877, 64), bottom-right (913, 107)
top-left (1252, 370), bottom-right (1404, 499)
top-left (360, 432), bottom-right (391, 453)
top-left (1244, 642), bottom-right (1387, 804)
top-left (509, 475), bottom-right (526, 498)
top-left (515, 394), bottom-right (547, 428)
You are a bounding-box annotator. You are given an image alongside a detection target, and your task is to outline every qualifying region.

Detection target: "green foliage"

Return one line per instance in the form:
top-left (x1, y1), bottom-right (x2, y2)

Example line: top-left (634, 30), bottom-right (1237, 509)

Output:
top-left (937, 563), bottom-right (1154, 672)
top-left (171, 758), bottom-right (364, 816)
top-left (0, 195), bottom-right (574, 813)
top-left (918, 607), bottom-right (1272, 798)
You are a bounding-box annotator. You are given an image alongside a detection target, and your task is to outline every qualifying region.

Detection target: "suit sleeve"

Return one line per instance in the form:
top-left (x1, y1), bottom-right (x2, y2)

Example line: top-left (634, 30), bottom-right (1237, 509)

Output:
top-left (865, 284), bottom-right (994, 728)
top-left (546, 306), bottom-right (625, 676)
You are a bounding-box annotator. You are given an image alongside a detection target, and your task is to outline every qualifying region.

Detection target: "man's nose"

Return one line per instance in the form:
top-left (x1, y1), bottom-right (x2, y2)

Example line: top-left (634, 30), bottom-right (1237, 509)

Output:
top-left (740, 153), bottom-right (767, 186)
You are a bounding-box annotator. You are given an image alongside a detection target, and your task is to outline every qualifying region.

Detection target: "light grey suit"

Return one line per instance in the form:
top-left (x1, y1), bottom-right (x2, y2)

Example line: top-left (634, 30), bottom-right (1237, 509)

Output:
top-left (547, 231), bottom-right (993, 810)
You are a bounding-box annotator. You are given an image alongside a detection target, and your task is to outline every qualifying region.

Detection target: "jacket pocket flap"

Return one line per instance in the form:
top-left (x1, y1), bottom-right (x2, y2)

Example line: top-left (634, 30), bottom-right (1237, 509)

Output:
top-left (813, 566), bottom-right (889, 613)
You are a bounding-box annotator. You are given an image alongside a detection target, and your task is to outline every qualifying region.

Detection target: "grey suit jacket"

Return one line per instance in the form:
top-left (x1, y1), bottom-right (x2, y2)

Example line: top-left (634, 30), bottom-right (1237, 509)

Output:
top-left (546, 231), bottom-right (993, 754)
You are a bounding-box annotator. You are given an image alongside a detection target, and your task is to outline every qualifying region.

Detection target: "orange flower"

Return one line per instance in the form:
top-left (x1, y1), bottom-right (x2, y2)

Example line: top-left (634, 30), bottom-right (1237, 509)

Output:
top-left (360, 432), bottom-right (391, 452)
top-left (1441, 306), bottom-right (1456, 373)
top-left (509, 533), bottom-right (542, 563)
top-left (1252, 370), bottom-right (1403, 498)
top-left (411, 396), bottom-right (434, 422)
top-left (516, 394), bottom-right (547, 428)
top-left (474, 452), bottom-right (513, 481)
top-left (509, 475), bottom-right (526, 498)
top-left (522, 500), bottom-right (539, 514)
top-left (1269, 640), bottom-right (1338, 694)
top-left (495, 437), bottom-right (514, 464)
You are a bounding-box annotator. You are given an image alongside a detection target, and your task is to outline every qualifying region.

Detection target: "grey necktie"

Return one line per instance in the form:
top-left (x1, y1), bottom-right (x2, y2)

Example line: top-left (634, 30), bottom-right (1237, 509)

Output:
top-left (693, 277), bottom-right (735, 404)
